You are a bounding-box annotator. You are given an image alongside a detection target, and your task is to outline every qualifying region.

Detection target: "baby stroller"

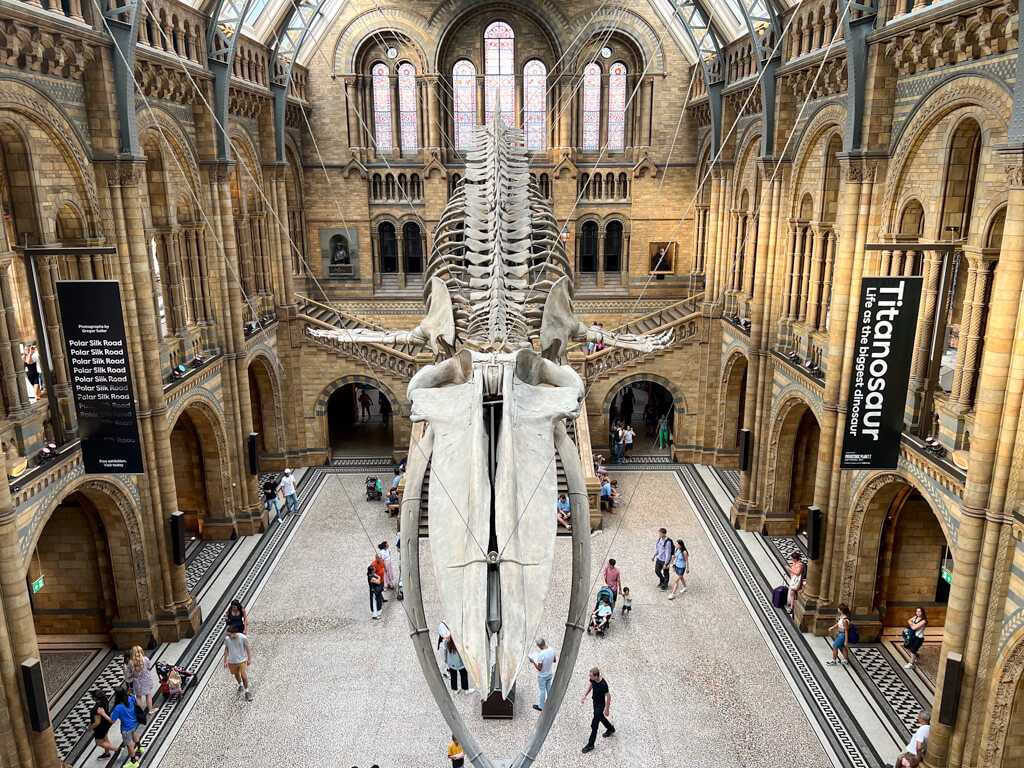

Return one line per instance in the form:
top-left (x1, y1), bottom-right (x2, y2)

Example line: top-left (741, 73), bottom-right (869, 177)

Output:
top-left (587, 586), bottom-right (616, 636)
top-left (156, 662), bottom-right (196, 695)
top-left (366, 476), bottom-right (382, 501)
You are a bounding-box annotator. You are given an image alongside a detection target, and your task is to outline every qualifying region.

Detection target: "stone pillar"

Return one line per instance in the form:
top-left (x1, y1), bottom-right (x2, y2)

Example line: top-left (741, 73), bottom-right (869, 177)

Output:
top-left (909, 250), bottom-right (943, 395)
top-left (558, 80), bottom-right (570, 150)
top-left (0, 262), bottom-right (28, 411)
top-left (107, 160), bottom-right (197, 637)
top-left (704, 171), bottom-right (722, 300)
top-left (210, 164), bottom-right (263, 532)
top-left (952, 255), bottom-right (991, 412)
top-left (801, 157), bottom-right (876, 630)
top-left (924, 160), bottom-right (1024, 768)
top-left (427, 77), bottom-right (440, 151)
top-left (0, 476), bottom-right (59, 768)
top-left (806, 227), bottom-right (827, 327)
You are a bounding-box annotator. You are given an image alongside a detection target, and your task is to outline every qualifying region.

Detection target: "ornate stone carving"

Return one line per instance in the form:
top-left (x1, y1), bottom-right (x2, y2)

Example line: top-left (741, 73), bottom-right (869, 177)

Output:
top-left (839, 158), bottom-right (877, 184)
top-left (1005, 163), bottom-right (1024, 189)
top-left (105, 163), bottom-right (146, 188)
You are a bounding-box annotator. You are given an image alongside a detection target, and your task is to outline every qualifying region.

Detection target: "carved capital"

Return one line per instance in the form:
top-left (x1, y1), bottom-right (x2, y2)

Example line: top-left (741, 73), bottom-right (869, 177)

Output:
top-left (839, 157), bottom-right (877, 183)
top-left (105, 162), bottom-right (145, 188)
top-left (202, 162), bottom-right (234, 184)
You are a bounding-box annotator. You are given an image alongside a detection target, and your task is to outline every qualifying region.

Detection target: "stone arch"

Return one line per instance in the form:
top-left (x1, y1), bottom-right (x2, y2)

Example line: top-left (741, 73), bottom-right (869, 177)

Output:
top-left (332, 9), bottom-right (432, 74)
top-left (883, 79), bottom-right (1010, 234)
top-left (599, 372), bottom-right (686, 417)
top-left (0, 79), bottom-right (100, 233)
top-left (169, 396), bottom-right (235, 538)
top-left (428, 0), bottom-right (569, 71)
top-left (246, 352), bottom-right (285, 456)
top-left (718, 350), bottom-right (749, 454)
top-left (53, 199), bottom-right (86, 243)
top-left (25, 476), bottom-right (154, 645)
top-left (315, 373), bottom-right (405, 450)
top-left (136, 106), bottom-right (201, 193)
top-left (763, 395), bottom-right (821, 533)
top-left (841, 471), bottom-right (953, 616)
top-left (350, 28), bottom-right (429, 75)
top-left (566, 7), bottom-right (666, 73)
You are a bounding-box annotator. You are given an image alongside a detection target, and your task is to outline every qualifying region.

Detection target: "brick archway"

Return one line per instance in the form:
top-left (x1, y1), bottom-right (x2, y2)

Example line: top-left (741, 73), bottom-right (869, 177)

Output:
top-left (316, 374), bottom-right (404, 453)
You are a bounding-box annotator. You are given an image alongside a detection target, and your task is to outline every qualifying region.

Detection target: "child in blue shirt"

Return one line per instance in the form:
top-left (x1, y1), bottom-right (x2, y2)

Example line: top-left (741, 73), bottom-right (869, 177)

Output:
top-left (110, 688), bottom-right (144, 767)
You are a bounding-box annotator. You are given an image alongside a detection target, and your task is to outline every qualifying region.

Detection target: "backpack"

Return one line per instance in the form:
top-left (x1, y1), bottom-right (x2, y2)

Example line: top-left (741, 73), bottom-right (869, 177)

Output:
top-left (848, 623), bottom-right (860, 645)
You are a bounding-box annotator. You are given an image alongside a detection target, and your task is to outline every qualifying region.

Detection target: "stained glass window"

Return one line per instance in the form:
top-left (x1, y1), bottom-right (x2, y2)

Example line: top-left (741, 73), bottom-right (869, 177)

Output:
top-left (608, 62), bottom-right (627, 152)
top-left (372, 63), bottom-right (393, 153)
top-left (453, 59), bottom-right (477, 152)
top-left (582, 63), bottom-right (601, 152)
top-left (398, 62), bottom-right (418, 152)
top-left (523, 60), bottom-right (547, 151)
top-left (484, 22), bottom-right (515, 125)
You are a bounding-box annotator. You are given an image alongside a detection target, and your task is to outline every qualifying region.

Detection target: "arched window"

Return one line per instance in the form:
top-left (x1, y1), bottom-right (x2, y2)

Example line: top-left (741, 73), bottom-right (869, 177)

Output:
top-left (579, 221), bottom-right (598, 272)
top-left (453, 60), bottom-right (476, 152)
top-left (410, 174), bottom-right (421, 200)
top-left (540, 173), bottom-right (551, 198)
top-left (403, 222), bottom-right (423, 273)
top-left (385, 174), bottom-right (395, 200)
top-left (618, 172), bottom-right (628, 199)
top-left (398, 62), bottom-right (418, 152)
top-left (371, 63), bottom-right (393, 153)
top-left (379, 222), bottom-right (398, 273)
top-left (484, 22), bottom-right (515, 124)
top-left (523, 59), bottom-right (547, 151)
top-left (608, 62), bottom-right (627, 152)
top-left (605, 172), bottom-right (615, 199)
top-left (582, 63), bottom-right (601, 151)
top-left (605, 221), bottom-right (623, 272)
top-left (580, 173), bottom-right (590, 199)
top-left (372, 173), bottom-right (382, 200)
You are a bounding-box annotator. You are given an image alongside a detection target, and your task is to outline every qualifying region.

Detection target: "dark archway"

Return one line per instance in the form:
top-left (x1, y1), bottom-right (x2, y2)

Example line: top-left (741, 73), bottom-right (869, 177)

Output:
top-left (327, 382), bottom-right (395, 459)
top-left (873, 487), bottom-right (950, 630)
top-left (170, 406), bottom-right (229, 538)
top-left (29, 492), bottom-right (118, 639)
top-left (608, 380), bottom-right (674, 457)
top-left (722, 354), bottom-right (748, 457)
top-left (768, 401), bottom-right (820, 533)
top-left (248, 357), bottom-right (280, 456)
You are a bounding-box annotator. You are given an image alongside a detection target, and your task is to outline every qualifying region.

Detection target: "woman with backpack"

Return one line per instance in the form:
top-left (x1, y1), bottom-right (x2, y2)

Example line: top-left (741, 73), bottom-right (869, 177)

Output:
top-left (826, 604), bottom-right (852, 666)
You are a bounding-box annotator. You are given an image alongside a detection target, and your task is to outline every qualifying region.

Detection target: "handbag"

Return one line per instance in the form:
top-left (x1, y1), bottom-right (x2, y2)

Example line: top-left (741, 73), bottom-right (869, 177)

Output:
top-left (134, 699), bottom-right (148, 726)
top-left (902, 627), bottom-right (915, 647)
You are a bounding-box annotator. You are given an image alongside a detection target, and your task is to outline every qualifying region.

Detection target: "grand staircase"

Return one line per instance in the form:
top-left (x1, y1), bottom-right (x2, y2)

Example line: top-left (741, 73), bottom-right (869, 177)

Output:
top-left (298, 294), bottom-right (420, 382)
top-left (574, 293), bottom-right (705, 385)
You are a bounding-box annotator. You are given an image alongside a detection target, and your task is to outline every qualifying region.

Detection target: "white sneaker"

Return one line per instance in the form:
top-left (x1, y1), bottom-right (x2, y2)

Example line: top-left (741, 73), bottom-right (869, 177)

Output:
top-left (668, 594), bottom-right (676, 600)
top-left (681, 587), bottom-right (687, 593)
top-left (464, 688), bottom-right (475, 696)
top-left (840, 659), bottom-right (849, 665)
top-left (245, 689), bottom-right (253, 701)
top-left (904, 662), bottom-right (915, 669)
top-left (237, 682), bottom-right (244, 693)
top-left (825, 660), bottom-right (837, 666)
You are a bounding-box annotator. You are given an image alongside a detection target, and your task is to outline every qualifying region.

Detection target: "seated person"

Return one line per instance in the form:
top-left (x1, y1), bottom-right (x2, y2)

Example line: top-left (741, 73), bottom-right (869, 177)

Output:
top-left (600, 478), bottom-right (619, 511)
top-left (391, 468), bottom-right (403, 489)
top-left (588, 598), bottom-right (613, 634)
top-left (385, 488), bottom-right (400, 516)
top-left (594, 456), bottom-right (608, 477)
top-left (556, 493), bottom-right (572, 531)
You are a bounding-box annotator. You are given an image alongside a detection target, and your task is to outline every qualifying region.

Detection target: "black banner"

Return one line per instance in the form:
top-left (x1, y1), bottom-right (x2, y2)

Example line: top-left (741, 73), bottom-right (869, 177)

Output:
top-left (57, 281), bottom-right (144, 474)
top-left (841, 276), bottom-right (923, 470)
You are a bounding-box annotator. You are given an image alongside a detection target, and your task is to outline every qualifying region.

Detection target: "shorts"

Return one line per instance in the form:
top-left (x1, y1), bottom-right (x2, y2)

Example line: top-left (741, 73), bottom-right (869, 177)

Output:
top-left (674, 564), bottom-right (686, 576)
top-left (228, 661), bottom-right (247, 676)
top-left (833, 632), bottom-right (846, 650)
top-left (121, 726), bottom-right (138, 739)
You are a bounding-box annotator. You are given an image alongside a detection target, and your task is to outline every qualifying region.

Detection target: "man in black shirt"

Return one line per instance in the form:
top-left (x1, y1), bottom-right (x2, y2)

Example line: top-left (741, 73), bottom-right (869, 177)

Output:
top-left (580, 667), bottom-right (615, 753)
top-left (262, 478), bottom-right (281, 522)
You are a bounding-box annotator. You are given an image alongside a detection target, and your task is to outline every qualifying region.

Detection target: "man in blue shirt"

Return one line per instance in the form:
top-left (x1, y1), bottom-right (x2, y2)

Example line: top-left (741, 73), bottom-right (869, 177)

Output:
top-left (557, 493), bottom-right (572, 531)
top-left (652, 527), bottom-right (673, 590)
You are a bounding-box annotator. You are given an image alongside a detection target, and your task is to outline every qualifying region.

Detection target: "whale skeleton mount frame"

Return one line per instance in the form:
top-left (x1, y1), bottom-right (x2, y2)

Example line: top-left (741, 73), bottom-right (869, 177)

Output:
top-left (308, 111), bottom-right (672, 767)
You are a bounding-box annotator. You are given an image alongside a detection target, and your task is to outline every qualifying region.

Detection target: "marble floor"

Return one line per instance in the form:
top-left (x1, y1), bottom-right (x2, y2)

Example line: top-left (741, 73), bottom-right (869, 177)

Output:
top-left (156, 470), bottom-right (829, 768)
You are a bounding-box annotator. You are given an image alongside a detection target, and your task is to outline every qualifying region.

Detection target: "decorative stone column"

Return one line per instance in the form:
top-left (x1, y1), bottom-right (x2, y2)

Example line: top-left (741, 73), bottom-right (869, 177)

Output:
top-left (805, 227), bottom-right (827, 326)
top-left (800, 156), bottom-right (876, 632)
top-left (923, 158), bottom-right (1024, 768)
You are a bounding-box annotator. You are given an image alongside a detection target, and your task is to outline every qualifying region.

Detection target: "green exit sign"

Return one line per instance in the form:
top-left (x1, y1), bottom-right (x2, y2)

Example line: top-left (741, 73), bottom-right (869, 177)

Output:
top-left (31, 575), bottom-right (44, 594)
top-left (941, 567), bottom-right (952, 585)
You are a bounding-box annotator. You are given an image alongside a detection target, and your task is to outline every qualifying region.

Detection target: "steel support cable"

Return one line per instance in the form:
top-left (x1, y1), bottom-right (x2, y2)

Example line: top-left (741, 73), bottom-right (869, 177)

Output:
top-left (141, 18), bottom-right (493, 561)
top-left (92, 1), bottom-right (270, 335)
